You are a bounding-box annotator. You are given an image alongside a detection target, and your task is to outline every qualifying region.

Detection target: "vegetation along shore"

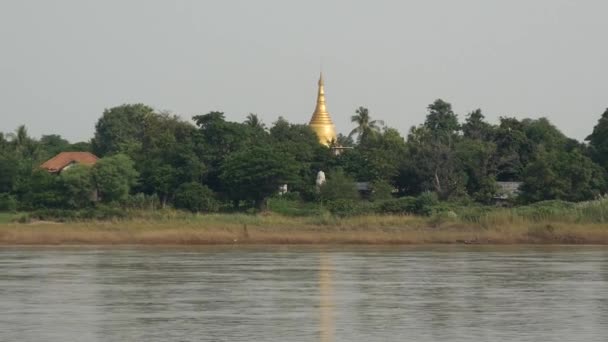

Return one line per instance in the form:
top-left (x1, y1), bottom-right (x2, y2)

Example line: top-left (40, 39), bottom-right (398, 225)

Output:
top-left (2, 198), bottom-right (608, 245)
top-left (2, 97), bottom-right (608, 245)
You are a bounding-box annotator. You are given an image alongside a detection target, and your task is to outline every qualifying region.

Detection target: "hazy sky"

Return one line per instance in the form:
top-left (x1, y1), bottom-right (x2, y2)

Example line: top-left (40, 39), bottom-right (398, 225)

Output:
top-left (1, 0), bottom-right (607, 142)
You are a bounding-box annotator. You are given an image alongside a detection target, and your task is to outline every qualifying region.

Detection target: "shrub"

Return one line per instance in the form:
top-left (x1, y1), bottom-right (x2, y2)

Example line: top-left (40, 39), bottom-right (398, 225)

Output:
top-left (324, 199), bottom-right (368, 217)
top-left (375, 196), bottom-right (417, 214)
top-left (174, 182), bottom-right (219, 213)
top-left (30, 206), bottom-right (128, 221)
top-left (277, 191), bottom-right (301, 202)
top-left (319, 170), bottom-right (360, 202)
top-left (267, 197), bottom-right (322, 217)
top-left (369, 180), bottom-right (394, 202)
top-left (415, 191), bottom-right (439, 216)
top-left (374, 192), bottom-right (439, 216)
top-left (0, 193), bottom-right (17, 212)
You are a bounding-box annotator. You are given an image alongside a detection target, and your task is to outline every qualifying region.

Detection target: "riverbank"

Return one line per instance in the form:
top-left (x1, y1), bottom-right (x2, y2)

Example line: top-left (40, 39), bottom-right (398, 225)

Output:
top-left (1, 213), bottom-right (607, 245)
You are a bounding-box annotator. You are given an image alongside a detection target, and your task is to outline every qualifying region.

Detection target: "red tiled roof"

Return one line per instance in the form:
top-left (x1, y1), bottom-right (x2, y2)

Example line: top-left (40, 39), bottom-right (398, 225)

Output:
top-left (40, 152), bottom-right (99, 173)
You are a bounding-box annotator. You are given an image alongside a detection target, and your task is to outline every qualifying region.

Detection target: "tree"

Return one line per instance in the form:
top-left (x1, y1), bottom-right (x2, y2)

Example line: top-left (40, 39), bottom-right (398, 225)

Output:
top-left (349, 107), bottom-right (384, 143)
top-left (92, 104), bottom-right (155, 157)
top-left (219, 146), bottom-right (299, 210)
top-left (7, 125), bottom-right (42, 163)
top-left (456, 138), bottom-right (498, 203)
top-left (174, 182), bottom-right (219, 212)
top-left (0, 153), bottom-right (19, 193)
top-left (462, 109), bottom-right (493, 140)
top-left (269, 117), bottom-right (330, 195)
top-left (586, 108), bottom-right (608, 170)
top-left (16, 169), bottom-right (64, 209)
top-left (319, 169), bottom-right (360, 202)
top-left (424, 99), bottom-right (460, 140)
top-left (39, 134), bottom-right (70, 158)
top-left (520, 149), bottom-right (606, 203)
top-left (59, 164), bottom-right (94, 209)
top-left (193, 111), bottom-right (269, 191)
top-left (493, 117), bottom-right (532, 181)
top-left (403, 101), bottom-right (466, 200)
top-left (92, 154), bottom-right (139, 203)
top-left (339, 127), bottom-right (406, 183)
top-left (244, 113), bottom-right (266, 130)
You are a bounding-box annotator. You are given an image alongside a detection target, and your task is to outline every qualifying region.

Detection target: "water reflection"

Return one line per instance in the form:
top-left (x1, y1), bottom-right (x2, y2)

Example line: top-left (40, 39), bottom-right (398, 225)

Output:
top-left (0, 246), bottom-right (607, 342)
top-left (319, 253), bottom-right (334, 342)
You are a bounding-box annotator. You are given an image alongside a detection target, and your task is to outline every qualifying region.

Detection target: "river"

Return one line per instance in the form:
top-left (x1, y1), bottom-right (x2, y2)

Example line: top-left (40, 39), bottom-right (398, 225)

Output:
top-left (1, 246), bottom-right (607, 341)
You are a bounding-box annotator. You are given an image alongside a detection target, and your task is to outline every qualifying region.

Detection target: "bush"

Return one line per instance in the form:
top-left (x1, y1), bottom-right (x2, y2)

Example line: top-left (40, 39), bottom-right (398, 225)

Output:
top-left (267, 197), bottom-right (323, 217)
top-left (415, 191), bottom-right (439, 216)
top-left (324, 199), bottom-right (369, 217)
top-left (375, 196), bottom-right (417, 214)
top-left (277, 191), bottom-right (301, 202)
top-left (375, 192), bottom-right (439, 216)
top-left (174, 182), bottom-right (219, 213)
top-left (0, 193), bottom-right (17, 212)
top-left (319, 170), bottom-right (360, 202)
top-left (29, 205), bottom-right (128, 222)
top-left (369, 180), bottom-right (394, 202)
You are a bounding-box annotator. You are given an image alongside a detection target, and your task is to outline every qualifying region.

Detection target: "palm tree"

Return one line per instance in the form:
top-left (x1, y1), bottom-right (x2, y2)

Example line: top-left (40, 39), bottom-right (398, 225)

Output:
top-left (348, 107), bottom-right (384, 142)
top-left (244, 113), bottom-right (266, 130)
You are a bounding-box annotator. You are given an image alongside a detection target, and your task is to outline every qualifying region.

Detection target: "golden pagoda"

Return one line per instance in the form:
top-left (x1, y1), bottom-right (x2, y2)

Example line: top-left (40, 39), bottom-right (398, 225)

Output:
top-left (309, 73), bottom-right (337, 145)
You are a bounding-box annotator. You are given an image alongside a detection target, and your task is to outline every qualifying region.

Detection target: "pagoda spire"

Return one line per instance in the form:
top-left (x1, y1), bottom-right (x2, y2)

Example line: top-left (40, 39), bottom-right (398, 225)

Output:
top-left (309, 72), bottom-right (337, 145)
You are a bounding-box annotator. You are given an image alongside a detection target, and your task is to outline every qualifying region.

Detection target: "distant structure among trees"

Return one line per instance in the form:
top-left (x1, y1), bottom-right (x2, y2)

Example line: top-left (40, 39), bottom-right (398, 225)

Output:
top-left (40, 152), bottom-right (98, 174)
top-left (0, 73), bottom-right (606, 213)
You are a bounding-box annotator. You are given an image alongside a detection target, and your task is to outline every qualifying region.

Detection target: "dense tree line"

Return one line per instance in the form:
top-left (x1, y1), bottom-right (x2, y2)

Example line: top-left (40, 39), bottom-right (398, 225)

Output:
top-left (1, 101), bottom-right (607, 212)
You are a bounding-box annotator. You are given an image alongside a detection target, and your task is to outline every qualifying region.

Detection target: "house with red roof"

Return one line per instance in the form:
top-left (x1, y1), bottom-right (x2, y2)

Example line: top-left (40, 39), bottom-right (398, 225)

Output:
top-left (40, 152), bottom-right (99, 174)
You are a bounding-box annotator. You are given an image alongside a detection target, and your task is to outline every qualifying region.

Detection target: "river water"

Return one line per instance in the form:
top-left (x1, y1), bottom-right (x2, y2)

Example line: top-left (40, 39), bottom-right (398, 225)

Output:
top-left (0, 246), bottom-right (607, 341)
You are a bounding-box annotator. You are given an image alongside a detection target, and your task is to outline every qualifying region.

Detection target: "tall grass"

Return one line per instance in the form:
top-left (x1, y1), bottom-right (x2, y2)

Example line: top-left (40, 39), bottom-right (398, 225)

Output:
top-left (1, 197), bottom-right (608, 245)
top-left (453, 199), bottom-right (608, 226)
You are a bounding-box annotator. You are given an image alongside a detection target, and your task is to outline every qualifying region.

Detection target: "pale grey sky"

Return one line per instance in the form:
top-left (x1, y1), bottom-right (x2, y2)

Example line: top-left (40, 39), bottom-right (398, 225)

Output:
top-left (1, 0), bottom-right (606, 142)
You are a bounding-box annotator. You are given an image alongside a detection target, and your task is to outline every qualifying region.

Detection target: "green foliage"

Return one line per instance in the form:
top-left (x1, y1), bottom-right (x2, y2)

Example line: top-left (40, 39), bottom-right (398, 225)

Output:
top-left (0, 153), bottom-right (19, 193)
top-left (375, 196), bottom-right (417, 214)
top-left (0, 193), bottom-right (17, 212)
top-left (369, 180), bottom-right (394, 201)
top-left (92, 104), bottom-right (155, 157)
top-left (586, 108), bottom-right (608, 170)
top-left (39, 134), bottom-right (70, 159)
top-left (267, 197), bottom-right (324, 217)
top-left (424, 99), bottom-right (460, 140)
top-left (319, 170), bottom-right (360, 202)
top-left (349, 106), bottom-right (384, 143)
top-left (30, 205), bottom-right (128, 221)
top-left (269, 117), bottom-right (329, 194)
top-left (456, 138), bottom-right (498, 203)
top-left (2, 99), bottom-right (608, 216)
top-left (59, 164), bottom-right (94, 209)
top-left (463, 109), bottom-right (494, 140)
top-left (17, 169), bottom-right (64, 209)
top-left (324, 199), bottom-right (367, 217)
top-left (92, 154), bottom-right (139, 203)
top-left (520, 149), bottom-right (606, 203)
top-left (219, 146), bottom-right (299, 209)
top-left (373, 192), bottom-right (439, 216)
top-left (174, 182), bottom-right (219, 213)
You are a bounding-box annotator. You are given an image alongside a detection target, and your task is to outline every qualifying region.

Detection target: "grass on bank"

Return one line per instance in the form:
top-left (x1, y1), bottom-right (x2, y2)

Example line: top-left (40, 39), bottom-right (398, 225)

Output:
top-left (1, 197), bottom-right (608, 245)
top-left (0, 212), bottom-right (17, 224)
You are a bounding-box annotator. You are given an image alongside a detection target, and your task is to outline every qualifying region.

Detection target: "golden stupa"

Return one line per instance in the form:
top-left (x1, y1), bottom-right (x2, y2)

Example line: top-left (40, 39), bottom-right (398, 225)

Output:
top-left (309, 73), bottom-right (337, 145)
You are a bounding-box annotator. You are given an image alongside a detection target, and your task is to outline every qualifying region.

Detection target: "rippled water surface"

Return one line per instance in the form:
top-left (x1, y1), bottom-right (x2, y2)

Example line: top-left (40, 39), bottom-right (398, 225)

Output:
top-left (1, 246), bottom-right (607, 341)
